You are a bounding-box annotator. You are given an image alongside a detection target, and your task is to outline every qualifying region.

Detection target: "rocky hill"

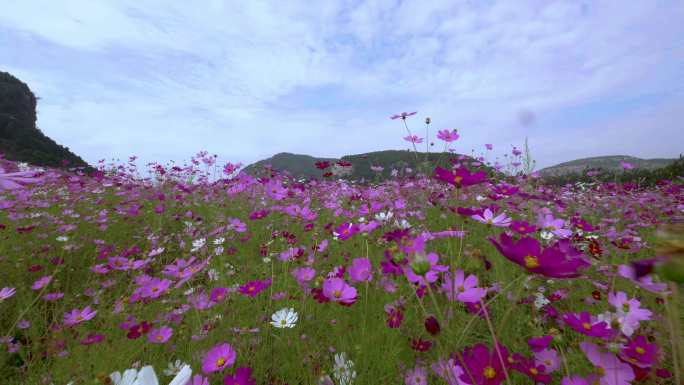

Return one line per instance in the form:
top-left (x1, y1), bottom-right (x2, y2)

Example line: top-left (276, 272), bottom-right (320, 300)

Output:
top-left (0, 71), bottom-right (90, 170)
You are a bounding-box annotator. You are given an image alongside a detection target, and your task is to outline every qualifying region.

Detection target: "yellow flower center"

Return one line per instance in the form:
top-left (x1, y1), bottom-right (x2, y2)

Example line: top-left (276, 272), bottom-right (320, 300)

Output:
top-left (280, 319), bottom-right (287, 325)
top-left (596, 366), bottom-right (605, 376)
top-left (156, 335), bottom-right (164, 341)
top-left (483, 366), bottom-right (496, 379)
top-left (622, 303), bottom-right (630, 312)
top-left (76, 316), bottom-right (83, 321)
top-left (582, 322), bottom-right (591, 330)
top-left (530, 368), bottom-right (538, 376)
top-left (635, 347), bottom-right (645, 355)
top-left (454, 175), bottom-right (463, 185)
top-left (334, 290), bottom-right (342, 298)
top-left (524, 255), bottom-right (540, 269)
top-left (216, 358), bottom-right (225, 367)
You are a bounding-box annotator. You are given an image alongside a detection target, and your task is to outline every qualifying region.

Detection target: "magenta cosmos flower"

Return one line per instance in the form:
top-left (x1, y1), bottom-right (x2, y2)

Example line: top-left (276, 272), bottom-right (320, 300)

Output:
top-left (619, 335), bottom-right (657, 368)
top-left (31, 275), bottom-right (52, 290)
top-left (442, 270), bottom-right (487, 303)
top-left (434, 166), bottom-right (487, 189)
top-left (471, 208), bottom-right (511, 227)
top-left (562, 312), bottom-right (614, 339)
top-left (404, 365), bottom-right (428, 385)
top-left (63, 306), bottom-right (97, 327)
top-left (348, 258), bottom-right (373, 283)
top-left (148, 326), bottom-right (173, 344)
top-left (322, 277), bottom-right (357, 305)
top-left (456, 343), bottom-right (510, 385)
top-left (333, 222), bottom-right (360, 241)
top-left (437, 129), bottom-right (459, 143)
top-left (390, 111), bottom-right (417, 120)
top-left (223, 367), bottom-right (256, 385)
top-left (238, 278), bottom-right (271, 298)
top-left (202, 342), bottom-right (237, 374)
top-left (580, 342), bottom-right (634, 385)
top-left (405, 252), bottom-right (449, 286)
top-left (489, 233), bottom-right (590, 278)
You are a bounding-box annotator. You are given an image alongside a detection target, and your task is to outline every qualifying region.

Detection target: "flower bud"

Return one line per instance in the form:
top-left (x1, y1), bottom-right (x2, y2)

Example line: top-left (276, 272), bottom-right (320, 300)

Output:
top-left (410, 254), bottom-right (431, 276)
top-left (424, 315), bottom-right (440, 335)
top-left (425, 117), bottom-right (431, 124)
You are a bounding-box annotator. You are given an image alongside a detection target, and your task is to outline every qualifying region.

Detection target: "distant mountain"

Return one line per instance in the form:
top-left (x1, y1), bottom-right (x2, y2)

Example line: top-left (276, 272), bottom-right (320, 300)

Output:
top-left (0, 71), bottom-right (90, 170)
top-left (540, 155), bottom-right (677, 177)
top-left (243, 150), bottom-right (485, 181)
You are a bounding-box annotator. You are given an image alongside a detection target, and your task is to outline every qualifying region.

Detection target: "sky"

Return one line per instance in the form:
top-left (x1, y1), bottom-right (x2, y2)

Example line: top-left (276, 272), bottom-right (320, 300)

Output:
top-left (1, 0), bottom-right (683, 170)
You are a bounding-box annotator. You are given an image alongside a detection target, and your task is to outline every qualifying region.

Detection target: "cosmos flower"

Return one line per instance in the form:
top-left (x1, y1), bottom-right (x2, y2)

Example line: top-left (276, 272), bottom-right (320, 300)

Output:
top-left (238, 279), bottom-right (271, 298)
top-left (455, 343), bottom-right (510, 385)
top-left (607, 291), bottom-right (652, 336)
top-left (432, 358), bottom-right (466, 385)
top-left (322, 278), bottom-right (357, 305)
top-left (562, 312), bottom-right (614, 339)
top-left (333, 222), bottom-right (360, 241)
top-left (471, 209), bottom-right (512, 227)
top-left (434, 166), bottom-right (488, 189)
top-left (332, 352), bottom-right (356, 385)
top-left (442, 270), bottom-right (487, 303)
top-left (348, 258), bottom-right (373, 283)
top-left (223, 367), bottom-right (257, 385)
top-left (270, 307), bottom-right (298, 328)
top-left (580, 342), bottom-right (634, 385)
top-left (63, 306), bottom-right (97, 327)
top-left (436, 129), bottom-right (460, 143)
top-left (202, 342), bottom-right (237, 374)
top-left (0, 287), bottom-right (16, 301)
top-left (489, 233), bottom-right (590, 278)
top-left (405, 365), bottom-right (428, 385)
top-left (31, 275), bottom-right (52, 290)
top-left (148, 326), bottom-right (173, 344)
top-left (403, 135), bottom-right (424, 144)
top-left (619, 335), bottom-right (657, 368)
top-left (390, 111), bottom-right (417, 120)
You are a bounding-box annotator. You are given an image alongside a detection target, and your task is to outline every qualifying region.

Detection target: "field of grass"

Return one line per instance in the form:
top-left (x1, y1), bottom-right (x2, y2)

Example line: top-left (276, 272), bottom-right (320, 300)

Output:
top-left (0, 135), bottom-right (682, 384)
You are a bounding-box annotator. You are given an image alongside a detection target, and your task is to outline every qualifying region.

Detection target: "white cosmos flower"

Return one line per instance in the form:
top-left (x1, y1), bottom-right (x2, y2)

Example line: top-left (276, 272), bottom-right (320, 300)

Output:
top-left (110, 364), bottom-right (192, 385)
top-left (271, 307), bottom-right (298, 328)
top-left (213, 237), bottom-right (225, 245)
top-left (374, 211), bottom-right (393, 222)
top-left (191, 238), bottom-right (206, 252)
top-left (394, 219), bottom-right (411, 229)
top-left (540, 231), bottom-right (554, 240)
top-left (163, 360), bottom-right (188, 376)
top-left (333, 352), bottom-right (356, 385)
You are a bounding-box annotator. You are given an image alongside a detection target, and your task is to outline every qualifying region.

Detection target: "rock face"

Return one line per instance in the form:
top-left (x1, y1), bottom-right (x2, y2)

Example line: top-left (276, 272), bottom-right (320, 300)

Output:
top-left (0, 71), bottom-right (90, 169)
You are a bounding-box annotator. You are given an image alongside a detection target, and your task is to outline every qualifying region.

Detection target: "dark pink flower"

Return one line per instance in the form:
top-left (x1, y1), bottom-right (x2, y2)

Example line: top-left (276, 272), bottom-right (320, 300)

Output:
top-left (202, 342), bottom-right (237, 374)
top-left (434, 166), bottom-right (487, 189)
top-left (562, 312), bottom-right (614, 339)
top-left (456, 343), bottom-right (510, 385)
top-left (620, 335), bottom-right (657, 368)
top-left (239, 279), bottom-right (271, 298)
top-left (348, 258), bottom-right (372, 283)
top-left (223, 367), bottom-right (256, 385)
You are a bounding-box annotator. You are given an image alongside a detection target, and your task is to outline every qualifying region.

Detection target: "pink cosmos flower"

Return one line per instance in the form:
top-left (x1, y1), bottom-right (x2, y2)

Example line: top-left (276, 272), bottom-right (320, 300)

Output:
top-left (607, 291), bottom-right (652, 336)
top-left (620, 161), bottom-right (635, 170)
top-left (536, 213), bottom-right (572, 238)
top-left (442, 270), bottom-right (487, 303)
top-left (63, 306), bottom-right (97, 327)
top-left (80, 333), bottom-right (105, 346)
top-left (292, 267), bottom-right (316, 286)
top-left (223, 367), bottom-right (257, 385)
top-left (434, 166), bottom-right (487, 189)
top-left (472, 208), bottom-right (512, 227)
top-left (0, 287), bottom-right (16, 301)
top-left (210, 287), bottom-right (229, 303)
top-left (510, 353), bottom-right (552, 384)
top-left (348, 258), bottom-right (373, 283)
top-left (431, 358), bottom-right (466, 385)
top-left (405, 365), bottom-right (428, 385)
top-left (188, 375), bottom-right (209, 385)
top-left (390, 111), bottom-right (417, 120)
top-left (436, 129), bottom-right (460, 143)
top-left (31, 275), bottom-right (52, 290)
top-left (333, 222), bottom-right (360, 241)
top-left (238, 279), bottom-right (271, 298)
top-left (322, 278), bottom-right (357, 305)
top-left (0, 166), bottom-right (43, 190)
top-left (534, 349), bottom-right (560, 373)
top-left (148, 326), bottom-right (173, 344)
top-left (580, 342), bottom-right (634, 385)
top-left (403, 135), bottom-right (424, 144)
top-left (562, 312), bottom-right (614, 339)
top-left (139, 278), bottom-right (171, 300)
top-left (485, 144), bottom-right (493, 150)
top-left (202, 342), bottom-right (237, 374)
top-left (527, 336), bottom-right (552, 352)
top-left (405, 252), bottom-right (449, 286)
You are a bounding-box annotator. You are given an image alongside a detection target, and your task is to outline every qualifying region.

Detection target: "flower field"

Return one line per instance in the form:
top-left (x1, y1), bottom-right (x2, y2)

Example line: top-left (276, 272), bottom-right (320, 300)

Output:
top-left (0, 122), bottom-right (682, 385)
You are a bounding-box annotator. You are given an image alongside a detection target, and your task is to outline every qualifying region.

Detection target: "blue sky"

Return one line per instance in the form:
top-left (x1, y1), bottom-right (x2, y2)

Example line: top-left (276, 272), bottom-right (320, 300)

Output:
top-left (1, 0), bottom-right (683, 170)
